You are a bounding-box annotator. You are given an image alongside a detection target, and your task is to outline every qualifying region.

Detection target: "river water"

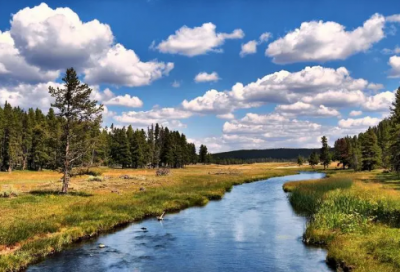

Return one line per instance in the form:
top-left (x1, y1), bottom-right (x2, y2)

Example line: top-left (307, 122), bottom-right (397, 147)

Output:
top-left (27, 172), bottom-right (331, 272)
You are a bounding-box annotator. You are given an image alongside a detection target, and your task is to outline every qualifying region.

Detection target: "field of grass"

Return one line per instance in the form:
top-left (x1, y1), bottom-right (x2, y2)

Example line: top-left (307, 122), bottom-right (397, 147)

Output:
top-left (283, 169), bottom-right (400, 272)
top-left (0, 162), bottom-right (304, 272)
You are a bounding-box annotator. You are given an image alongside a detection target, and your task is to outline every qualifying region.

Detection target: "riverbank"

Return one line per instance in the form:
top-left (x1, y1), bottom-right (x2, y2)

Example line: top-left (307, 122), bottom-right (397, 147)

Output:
top-left (0, 163), bottom-right (302, 272)
top-left (283, 169), bottom-right (400, 272)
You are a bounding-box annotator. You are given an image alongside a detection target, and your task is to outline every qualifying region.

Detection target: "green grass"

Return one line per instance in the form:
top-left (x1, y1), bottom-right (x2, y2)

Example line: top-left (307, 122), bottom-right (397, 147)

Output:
top-left (283, 170), bottom-right (400, 271)
top-left (283, 178), bottom-right (353, 215)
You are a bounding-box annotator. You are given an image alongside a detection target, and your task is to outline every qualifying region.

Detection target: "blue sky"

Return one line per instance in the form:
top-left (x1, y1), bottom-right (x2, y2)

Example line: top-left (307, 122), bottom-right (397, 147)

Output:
top-left (0, 0), bottom-right (400, 152)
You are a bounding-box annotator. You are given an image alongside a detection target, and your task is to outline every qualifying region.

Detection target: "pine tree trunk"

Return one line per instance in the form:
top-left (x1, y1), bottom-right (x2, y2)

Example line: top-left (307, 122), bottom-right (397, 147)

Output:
top-left (62, 167), bottom-right (70, 193)
top-left (91, 148), bottom-right (95, 166)
top-left (22, 156), bottom-right (27, 170)
top-left (8, 165), bottom-right (11, 173)
top-left (61, 136), bottom-right (70, 194)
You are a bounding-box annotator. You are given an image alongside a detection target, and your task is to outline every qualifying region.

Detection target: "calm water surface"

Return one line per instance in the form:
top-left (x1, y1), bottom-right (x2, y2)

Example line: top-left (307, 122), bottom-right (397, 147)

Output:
top-left (28, 172), bottom-right (331, 272)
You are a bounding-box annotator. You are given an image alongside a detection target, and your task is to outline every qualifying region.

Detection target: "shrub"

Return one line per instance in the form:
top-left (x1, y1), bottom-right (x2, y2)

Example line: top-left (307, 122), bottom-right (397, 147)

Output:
top-left (87, 176), bottom-right (104, 182)
top-left (71, 168), bottom-right (104, 177)
top-left (156, 168), bottom-right (170, 176)
top-left (0, 190), bottom-right (18, 198)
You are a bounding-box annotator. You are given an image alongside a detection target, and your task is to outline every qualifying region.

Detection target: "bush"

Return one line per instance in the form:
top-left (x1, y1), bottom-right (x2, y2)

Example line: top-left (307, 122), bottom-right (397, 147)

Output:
top-left (0, 190), bottom-right (18, 198)
top-left (156, 168), bottom-right (170, 176)
top-left (71, 168), bottom-right (104, 177)
top-left (87, 176), bottom-right (104, 182)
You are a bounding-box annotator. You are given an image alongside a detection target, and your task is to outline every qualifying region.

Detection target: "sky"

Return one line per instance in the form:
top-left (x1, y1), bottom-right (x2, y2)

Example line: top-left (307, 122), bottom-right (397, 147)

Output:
top-left (0, 0), bottom-right (400, 153)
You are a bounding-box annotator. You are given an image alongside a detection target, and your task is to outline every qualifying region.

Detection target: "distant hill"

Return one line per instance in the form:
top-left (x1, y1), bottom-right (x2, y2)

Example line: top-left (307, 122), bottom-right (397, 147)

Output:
top-left (213, 148), bottom-right (323, 161)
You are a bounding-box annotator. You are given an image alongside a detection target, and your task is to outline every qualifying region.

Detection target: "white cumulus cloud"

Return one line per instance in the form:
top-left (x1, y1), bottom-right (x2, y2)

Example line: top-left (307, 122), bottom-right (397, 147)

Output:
top-left (240, 40), bottom-right (258, 57)
top-left (155, 23), bottom-right (244, 56)
top-left (103, 94), bottom-right (143, 108)
top-left (349, 110), bottom-right (363, 117)
top-left (0, 81), bottom-right (62, 111)
top-left (276, 102), bottom-right (340, 117)
top-left (388, 55), bottom-right (400, 77)
top-left (367, 83), bottom-right (384, 91)
top-left (114, 107), bottom-right (192, 128)
top-left (363, 90), bottom-right (395, 111)
top-left (240, 32), bottom-right (272, 57)
top-left (182, 66), bottom-right (372, 116)
top-left (10, 3), bottom-right (114, 70)
top-left (266, 14), bottom-right (385, 64)
top-left (0, 30), bottom-right (59, 85)
top-left (0, 3), bottom-right (173, 88)
top-left (338, 116), bottom-right (381, 128)
top-left (194, 72), bottom-right (220, 83)
top-left (84, 44), bottom-right (174, 87)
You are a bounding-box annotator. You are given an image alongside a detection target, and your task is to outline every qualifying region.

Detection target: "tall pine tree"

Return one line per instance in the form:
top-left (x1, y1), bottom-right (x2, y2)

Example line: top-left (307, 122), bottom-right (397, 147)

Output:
top-left (48, 68), bottom-right (103, 193)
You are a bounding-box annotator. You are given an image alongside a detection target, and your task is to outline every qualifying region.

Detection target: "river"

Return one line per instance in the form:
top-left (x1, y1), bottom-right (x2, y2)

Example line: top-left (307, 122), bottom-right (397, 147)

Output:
top-left (27, 172), bottom-right (331, 272)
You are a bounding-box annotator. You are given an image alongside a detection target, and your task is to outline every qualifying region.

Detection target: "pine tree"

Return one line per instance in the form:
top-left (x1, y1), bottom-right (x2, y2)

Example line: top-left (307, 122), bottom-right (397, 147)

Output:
top-left (391, 87), bottom-right (400, 171)
top-left (31, 124), bottom-right (50, 171)
top-left (48, 68), bottom-right (103, 193)
top-left (361, 128), bottom-right (382, 171)
top-left (147, 124), bottom-right (155, 168)
top-left (297, 155), bottom-right (304, 166)
top-left (136, 129), bottom-right (148, 168)
top-left (46, 108), bottom-right (63, 170)
top-left (187, 143), bottom-right (198, 164)
top-left (376, 119), bottom-right (391, 169)
top-left (2, 102), bottom-right (22, 172)
top-left (21, 111), bottom-right (33, 170)
top-left (320, 136), bottom-right (331, 170)
top-left (117, 127), bottom-right (131, 168)
top-left (334, 138), bottom-right (350, 169)
top-left (154, 123), bottom-right (161, 167)
top-left (199, 145), bottom-right (208, 164)
top-left (348, 135), bottom-right (362, 171)
top-left (309, 151), bottom-right (319, 168)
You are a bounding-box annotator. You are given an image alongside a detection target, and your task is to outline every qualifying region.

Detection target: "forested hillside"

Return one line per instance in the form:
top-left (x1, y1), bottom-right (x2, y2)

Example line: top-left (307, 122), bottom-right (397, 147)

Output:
top-left (213, 148), bottom-right (323, 162)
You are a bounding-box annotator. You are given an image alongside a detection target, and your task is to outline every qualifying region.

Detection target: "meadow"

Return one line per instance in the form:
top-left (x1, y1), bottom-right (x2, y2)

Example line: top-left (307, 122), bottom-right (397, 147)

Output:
top-left (283, 169), bottom-right (400, 272)
top-left (0, 162), bottom-right (301, 272)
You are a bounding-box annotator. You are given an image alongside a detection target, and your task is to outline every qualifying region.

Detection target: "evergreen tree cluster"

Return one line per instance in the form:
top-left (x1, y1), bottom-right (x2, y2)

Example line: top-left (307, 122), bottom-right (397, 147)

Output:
top-left (333, 128), bottom-right (381, 171)
top-left (333, 86), bottom-right (400, 171)
top-left (0, 103), bottom-right (63, 172)
top-left (0, 104), bottom-right (202, 172)
top-left (106, 123), bottom-right (199, 168)
top-left (0, 68), bottom-right (209, 193)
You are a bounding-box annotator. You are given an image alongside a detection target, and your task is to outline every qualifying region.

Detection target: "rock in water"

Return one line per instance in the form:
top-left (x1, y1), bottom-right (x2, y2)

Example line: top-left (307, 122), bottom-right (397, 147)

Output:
top-left (99, 244), bottom-right (106, 248)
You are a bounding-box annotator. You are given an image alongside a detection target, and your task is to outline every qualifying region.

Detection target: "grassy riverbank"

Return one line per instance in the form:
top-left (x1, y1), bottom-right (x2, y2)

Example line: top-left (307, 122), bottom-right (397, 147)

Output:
top-left (0, 163), bottom-right (303, 272)
top-left (283, 169), bottom-right (400, 272)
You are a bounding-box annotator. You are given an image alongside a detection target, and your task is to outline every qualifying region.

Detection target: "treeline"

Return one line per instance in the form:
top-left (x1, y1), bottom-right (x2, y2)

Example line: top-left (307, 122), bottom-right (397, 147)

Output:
top-left (334, 87), bottom-right (400, 171)
top-left (213, 157), bottom-right (297, 165)
top-left (105, 124), bottom-right (209, 168)
top-left (0, 102), bottom-right (208, 172)
top-left (213, 148), bottom-right (327, 161)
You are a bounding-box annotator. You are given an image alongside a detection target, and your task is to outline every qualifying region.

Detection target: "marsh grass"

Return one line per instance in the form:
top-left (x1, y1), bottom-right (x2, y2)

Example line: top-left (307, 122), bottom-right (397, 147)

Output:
top-left (0, 162), bottom-right (303, 272)
top-left (284, 170), bottom-right (400, 271)
top-left (284, 178), bottom-right (352, 215)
